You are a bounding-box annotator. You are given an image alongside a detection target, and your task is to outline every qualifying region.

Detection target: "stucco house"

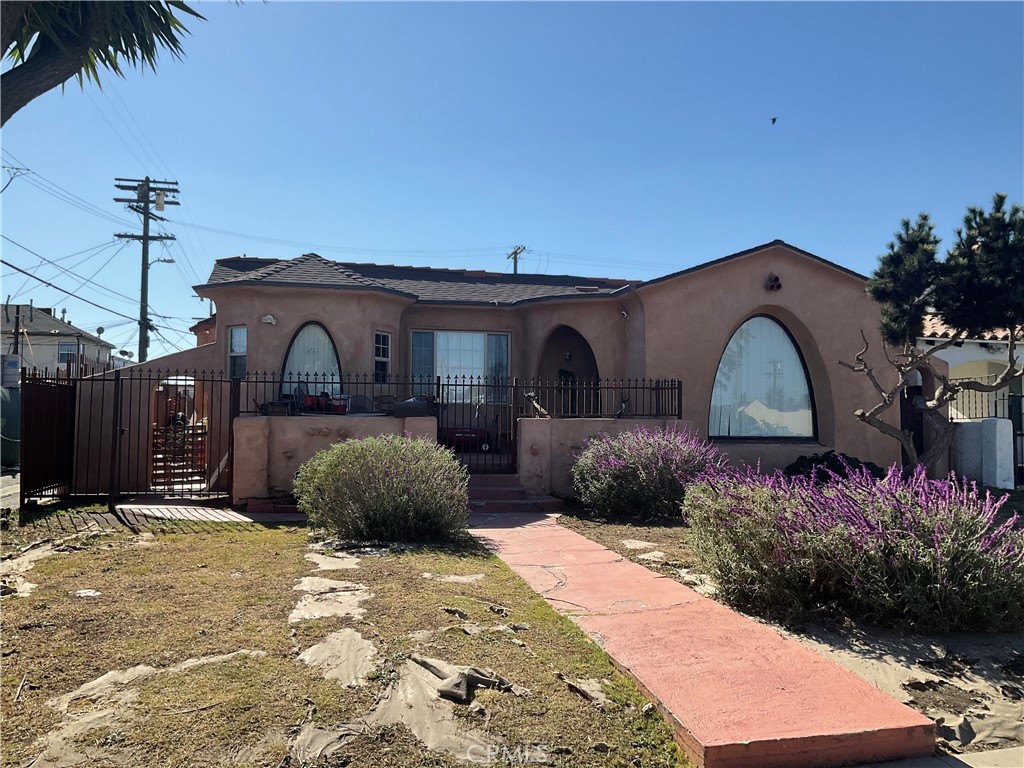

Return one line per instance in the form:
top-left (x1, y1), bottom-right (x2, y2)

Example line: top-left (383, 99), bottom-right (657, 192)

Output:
top-left (919, 316), bottom-right (1022, 486)
top-left (135, 239), bottom-right (905, 485)
top-left (2, 303), bottom-right (116, 375)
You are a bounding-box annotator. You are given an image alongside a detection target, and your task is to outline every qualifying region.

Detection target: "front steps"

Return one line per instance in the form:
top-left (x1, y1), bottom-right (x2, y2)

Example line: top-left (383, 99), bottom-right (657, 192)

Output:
top-left (468, 474), bottom-right (563, 514)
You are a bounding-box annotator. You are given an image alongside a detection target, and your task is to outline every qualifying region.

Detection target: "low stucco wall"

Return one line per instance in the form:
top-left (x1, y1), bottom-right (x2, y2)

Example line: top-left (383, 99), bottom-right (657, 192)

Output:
top-left (953, 418), bottom-right (1015, 490)
top-left (518, 418), bottom-right (843, 498)
top-left (233, 414), bottom-right (437, 502)
top-left (518, 418), bottom-right (697, 498)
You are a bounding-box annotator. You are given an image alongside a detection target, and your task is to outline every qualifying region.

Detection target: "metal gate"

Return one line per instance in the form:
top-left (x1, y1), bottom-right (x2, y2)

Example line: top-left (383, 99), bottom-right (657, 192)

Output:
top-left (20, 368), bottom-right (237, 507)
top-left (20, 372), bottom-right (77, 502)
top-left (1011, 393), bottom-right (1023, 486)
top-left (437, 377), bottom-right (518, 474)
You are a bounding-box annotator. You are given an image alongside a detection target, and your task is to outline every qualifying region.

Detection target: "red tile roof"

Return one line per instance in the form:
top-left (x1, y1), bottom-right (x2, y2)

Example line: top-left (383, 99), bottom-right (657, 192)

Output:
top-left (921, 314), bottom-right (1019, 342)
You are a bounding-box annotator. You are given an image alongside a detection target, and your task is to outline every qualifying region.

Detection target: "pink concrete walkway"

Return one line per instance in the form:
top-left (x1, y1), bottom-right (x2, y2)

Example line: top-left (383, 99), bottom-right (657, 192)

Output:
top-left (470, 512), bottom-right (935, 768)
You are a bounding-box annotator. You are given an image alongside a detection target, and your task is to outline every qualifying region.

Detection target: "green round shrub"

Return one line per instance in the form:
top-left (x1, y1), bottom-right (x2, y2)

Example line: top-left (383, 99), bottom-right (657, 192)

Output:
top-left (570, 425), bottom-right (722, 519)
top-left (293, 435), bottom-right (469, 541)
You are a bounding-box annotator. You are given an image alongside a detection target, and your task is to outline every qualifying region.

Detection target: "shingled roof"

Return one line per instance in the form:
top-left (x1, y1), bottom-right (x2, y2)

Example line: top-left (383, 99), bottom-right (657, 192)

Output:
top-left (0, 304), bottom-right (114, 348)
top-left (200, 253), bottom-right (632, 305)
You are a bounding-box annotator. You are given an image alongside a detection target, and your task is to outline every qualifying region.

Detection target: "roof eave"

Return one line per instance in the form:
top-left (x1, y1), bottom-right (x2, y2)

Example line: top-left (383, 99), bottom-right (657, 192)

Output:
top-left (194, 280), bottom-right (418, 300)
top-left (637, 240), bottom-right (867, 290)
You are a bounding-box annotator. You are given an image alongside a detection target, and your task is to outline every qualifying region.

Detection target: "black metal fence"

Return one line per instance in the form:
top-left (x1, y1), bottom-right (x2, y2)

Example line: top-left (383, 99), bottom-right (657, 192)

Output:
top-left (21, 367), bottom-right (236, 506)
top-left (20, 368), bottom-right (684, 504)
top-left (237, 372), bottom-right (683, 420)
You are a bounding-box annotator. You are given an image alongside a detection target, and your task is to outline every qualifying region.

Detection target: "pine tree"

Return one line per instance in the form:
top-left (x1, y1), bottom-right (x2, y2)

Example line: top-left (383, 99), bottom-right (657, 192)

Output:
top-left (843, 194), bottom-right (1023, 468)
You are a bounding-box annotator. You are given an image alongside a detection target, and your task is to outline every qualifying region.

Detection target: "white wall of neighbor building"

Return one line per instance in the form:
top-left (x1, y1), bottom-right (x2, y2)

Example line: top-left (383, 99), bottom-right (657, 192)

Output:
top-left (952, 418), bottom-right (1015, 490)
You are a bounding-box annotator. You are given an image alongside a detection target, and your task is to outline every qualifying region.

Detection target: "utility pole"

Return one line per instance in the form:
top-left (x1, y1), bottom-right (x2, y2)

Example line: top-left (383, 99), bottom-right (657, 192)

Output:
top-left (507, 245), bottom-right (526, 275)
top-left (114, 177), bottom-right (179, 363)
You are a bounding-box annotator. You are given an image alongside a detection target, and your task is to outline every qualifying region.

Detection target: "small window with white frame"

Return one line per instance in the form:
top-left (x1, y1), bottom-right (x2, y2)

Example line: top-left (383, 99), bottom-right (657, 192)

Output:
top-left (57, 341), bottom-right (79, 365)
top-left (374, 332), bottom-right (391, 382)
top-left (228, 326), bottom-right (247, 379)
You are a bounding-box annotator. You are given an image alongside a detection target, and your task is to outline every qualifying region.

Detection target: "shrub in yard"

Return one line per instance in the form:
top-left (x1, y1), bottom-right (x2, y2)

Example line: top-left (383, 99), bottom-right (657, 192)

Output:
top-left (570, 425), bottom-right (723, 519)
top-left (685, 464), bottom-right (1024, 632)
top-left (783, 450), bottom-right (887, 484)
top-left (293, 435), bottom-right (469, 541)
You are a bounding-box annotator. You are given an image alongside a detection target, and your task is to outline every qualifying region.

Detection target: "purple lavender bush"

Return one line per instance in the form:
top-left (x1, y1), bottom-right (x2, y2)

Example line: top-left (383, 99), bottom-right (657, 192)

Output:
top-left (684, 463), bottom-right (1023, 631)
top-left (571, 426), bottom-right (723, 519)
top-left (294, 435), bottom-right (469, 541)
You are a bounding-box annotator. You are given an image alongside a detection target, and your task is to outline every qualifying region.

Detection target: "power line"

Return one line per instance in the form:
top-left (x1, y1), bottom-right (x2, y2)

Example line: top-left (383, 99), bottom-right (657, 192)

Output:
top-left (1, 259), bottom-right (142, 323)
top-left (3, 235), bottom-right (140, 306)
top-left (1, 149), bottom-right (139, 228)
top-left (8, 240), bottom-right (119, 300)
top-left (165, 218), bottom-right (513, 258)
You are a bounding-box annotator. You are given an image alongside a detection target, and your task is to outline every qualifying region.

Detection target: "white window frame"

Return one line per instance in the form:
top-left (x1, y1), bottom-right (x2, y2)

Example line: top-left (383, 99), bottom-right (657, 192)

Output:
top-left (57, 341), bottom-right (79, 364)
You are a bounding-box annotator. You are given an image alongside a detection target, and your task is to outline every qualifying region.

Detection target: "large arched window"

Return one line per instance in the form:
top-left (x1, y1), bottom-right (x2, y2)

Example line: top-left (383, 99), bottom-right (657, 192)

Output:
top-left (281, 322), bottom-right (342, 395)
top-left (709, 316), bottom-right (815, 438)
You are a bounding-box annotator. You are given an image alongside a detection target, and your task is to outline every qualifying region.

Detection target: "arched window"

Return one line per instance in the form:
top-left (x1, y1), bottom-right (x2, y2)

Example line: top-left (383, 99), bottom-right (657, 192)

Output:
top-left (709, 316), bottom-right (815, 438)
top-left (282, 323), bottom-right (342, 396)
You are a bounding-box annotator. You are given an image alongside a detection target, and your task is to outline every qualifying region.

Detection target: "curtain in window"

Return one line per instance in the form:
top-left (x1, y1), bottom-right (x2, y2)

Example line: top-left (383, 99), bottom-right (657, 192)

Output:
top-left (282, 324), bottom-right (341, 395)
top-left (709, 316), bottom-right (814, 437)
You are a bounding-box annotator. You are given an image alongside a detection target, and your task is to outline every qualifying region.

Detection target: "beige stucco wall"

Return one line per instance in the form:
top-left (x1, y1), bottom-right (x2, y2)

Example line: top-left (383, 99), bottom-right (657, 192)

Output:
top-left (635, 245), bottom-right (901, 469)
top-left (138, 242), bottom-right (904, 477)
top-left (199, 284), bottom-right (412, 376)
top-left (232, 414), bottom-right (436, 502)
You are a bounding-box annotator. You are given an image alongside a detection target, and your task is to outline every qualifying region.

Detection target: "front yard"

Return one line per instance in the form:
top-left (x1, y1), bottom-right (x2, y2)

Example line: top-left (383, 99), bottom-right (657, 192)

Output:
top-left (0, 518), bottom-right (684, 767)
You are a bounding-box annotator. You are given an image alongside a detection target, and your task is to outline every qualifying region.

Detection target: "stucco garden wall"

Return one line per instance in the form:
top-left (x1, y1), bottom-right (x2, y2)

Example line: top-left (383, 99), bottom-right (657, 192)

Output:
top-left (518, 417), bottom-right (697, 498)
top-left (232, 414), bottom-right (436, 503)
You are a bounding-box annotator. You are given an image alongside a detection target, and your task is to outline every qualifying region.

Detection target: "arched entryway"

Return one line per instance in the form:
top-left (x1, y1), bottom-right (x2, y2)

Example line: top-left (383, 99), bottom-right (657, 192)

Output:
top-left (536, 325), bottom-right (599, 416)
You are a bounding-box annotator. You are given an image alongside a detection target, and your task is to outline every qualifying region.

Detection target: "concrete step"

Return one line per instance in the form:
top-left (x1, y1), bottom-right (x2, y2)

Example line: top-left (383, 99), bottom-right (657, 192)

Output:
top-left (468, 473), bottom-right (522, 488)
top-left (469, 486), bottom-right (528, 501)
top-left (468, 496), bottom-right (563, 514)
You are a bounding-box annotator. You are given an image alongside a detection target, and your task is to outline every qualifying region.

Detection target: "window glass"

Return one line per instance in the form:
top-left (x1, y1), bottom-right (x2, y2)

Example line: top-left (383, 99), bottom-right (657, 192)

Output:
top-left (374, 332), bottom-right (391, 383)
top-left (436, 331), bottom-right (486, 379)
top-left (411, 331), bottom-right (509, 400)
top-left (228, 327), bottom-right (247, 379)
top-left (411, 331), bottom-right (434, 385)
top-left (709, 316), bottom-right (814, 438)
top-left (229, 327), bottom-right (247, 355)
top-left (487, 334), bottom-right (509, 380)
top-left (57, 341), bottom-right (78, 363)
top-left (282, 323), bottom-right (341, 394)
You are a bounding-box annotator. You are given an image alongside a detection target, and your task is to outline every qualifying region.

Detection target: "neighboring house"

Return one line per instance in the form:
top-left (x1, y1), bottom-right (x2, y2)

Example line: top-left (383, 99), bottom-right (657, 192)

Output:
top-left (919, 315), bottom-right (1021, 419)
top-left (919, 315), bottom-right (1023, 485)
top-left (1, 304), bottom-right (115, 375)
top-left (140, 240), bottom-right (906, 472)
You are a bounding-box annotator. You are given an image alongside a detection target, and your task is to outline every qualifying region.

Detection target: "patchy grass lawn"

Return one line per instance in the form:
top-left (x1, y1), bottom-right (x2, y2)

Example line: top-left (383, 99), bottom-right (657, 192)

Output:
top-left (557, 504), bottom-right (699, 572)
top-left (1, 519), bottom-right (685, 767)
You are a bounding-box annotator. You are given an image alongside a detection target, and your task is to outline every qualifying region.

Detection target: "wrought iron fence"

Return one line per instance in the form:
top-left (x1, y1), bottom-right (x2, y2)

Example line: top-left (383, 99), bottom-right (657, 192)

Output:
top-left (237, 372), bottom-right (683, 420)
top-left (19, 367), bottom-right (684, 504)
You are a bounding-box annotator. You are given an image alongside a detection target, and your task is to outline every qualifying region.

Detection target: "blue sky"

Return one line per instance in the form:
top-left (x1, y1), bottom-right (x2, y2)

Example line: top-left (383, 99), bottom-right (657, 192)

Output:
top-left (2, 1), bottom-right (1022, 360)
